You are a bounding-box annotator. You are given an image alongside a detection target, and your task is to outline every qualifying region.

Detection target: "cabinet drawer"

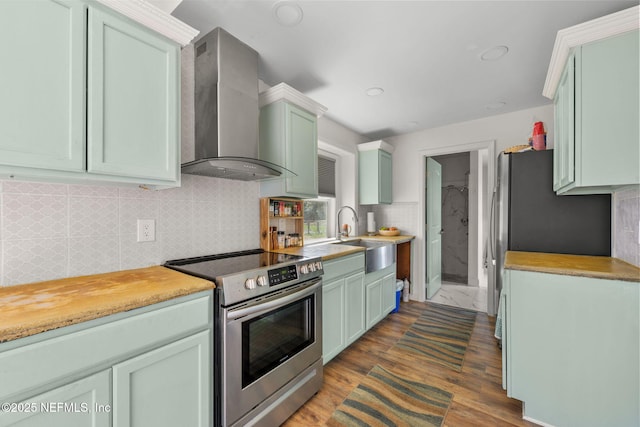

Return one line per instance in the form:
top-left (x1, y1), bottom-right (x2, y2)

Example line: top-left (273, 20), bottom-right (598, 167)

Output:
top-left (0, 291), bottom-right (212, 400)
top-left (322, 253), bottom-right (365, 282)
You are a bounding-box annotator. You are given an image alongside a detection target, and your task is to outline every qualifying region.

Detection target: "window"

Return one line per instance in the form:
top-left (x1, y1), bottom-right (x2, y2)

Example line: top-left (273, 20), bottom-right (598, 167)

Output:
top-left (303, 156), bottom-right (336, 243)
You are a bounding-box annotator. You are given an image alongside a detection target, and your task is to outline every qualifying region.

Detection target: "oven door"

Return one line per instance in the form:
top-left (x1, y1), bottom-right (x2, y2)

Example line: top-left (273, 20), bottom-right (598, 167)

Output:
top-left (221, 277), bottom-right (322, 426)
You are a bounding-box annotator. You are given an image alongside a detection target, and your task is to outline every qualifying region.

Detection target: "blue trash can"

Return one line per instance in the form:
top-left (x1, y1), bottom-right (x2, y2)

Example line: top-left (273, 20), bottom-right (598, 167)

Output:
top-left (392, 280), bottom-right (403, 313)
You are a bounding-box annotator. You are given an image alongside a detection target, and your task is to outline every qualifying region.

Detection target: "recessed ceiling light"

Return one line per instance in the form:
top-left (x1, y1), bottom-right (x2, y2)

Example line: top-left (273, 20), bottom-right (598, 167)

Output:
top-left (273, 1), bottom-right (303, 27)
top-left (485, 101), bottom-right (506, 110)
top-left (480, 45), bottom-right (509, 61)
top-left (366, 87), bottom-right (384, 97)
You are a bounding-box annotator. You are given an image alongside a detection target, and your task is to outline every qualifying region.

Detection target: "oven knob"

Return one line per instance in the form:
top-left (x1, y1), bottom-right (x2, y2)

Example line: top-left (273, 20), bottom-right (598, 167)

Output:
top-left (308, 263), bottom-right (317, 272)
top-left (300, 264), bottom-right (309, 275)
top-left (244, 278), bottom-right (257, 290)
top-left (315, 261), bottom-right (323, 270)
top-left (256, 275), bottom-right (268, 287)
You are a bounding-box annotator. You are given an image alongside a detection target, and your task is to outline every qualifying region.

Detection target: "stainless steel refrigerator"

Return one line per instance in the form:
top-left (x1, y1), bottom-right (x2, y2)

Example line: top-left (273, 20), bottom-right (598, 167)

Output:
top-left (492, 150), bottom-right (611, 298)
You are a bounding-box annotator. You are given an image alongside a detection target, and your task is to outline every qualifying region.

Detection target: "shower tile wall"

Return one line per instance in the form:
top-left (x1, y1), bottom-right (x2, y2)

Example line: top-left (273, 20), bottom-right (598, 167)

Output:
top-left (433, 153), bottom-right (470, 285)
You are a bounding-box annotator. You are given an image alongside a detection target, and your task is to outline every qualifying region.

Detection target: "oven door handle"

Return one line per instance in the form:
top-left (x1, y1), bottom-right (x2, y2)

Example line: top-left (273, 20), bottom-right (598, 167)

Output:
top-left (226, 278), bottom-right (322, 321)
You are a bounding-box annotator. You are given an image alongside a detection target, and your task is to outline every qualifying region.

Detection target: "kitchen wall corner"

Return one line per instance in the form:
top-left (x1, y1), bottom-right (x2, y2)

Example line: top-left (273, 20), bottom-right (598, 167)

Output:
top-left (0, 176), bottom-right (260, 287)
top-left (613, 186), bottom-right (640, 267)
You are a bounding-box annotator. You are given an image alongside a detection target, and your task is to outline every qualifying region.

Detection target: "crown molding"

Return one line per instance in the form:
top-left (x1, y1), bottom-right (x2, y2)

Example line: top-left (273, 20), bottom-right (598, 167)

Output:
top-left (259, 83), bottom-right (328, 117)
top-left (96, 0), bottom-right (199, 46)
top-left (357, 140), bottom-right (394, 153)
top-left (543, 5), bottom-right (639, 99)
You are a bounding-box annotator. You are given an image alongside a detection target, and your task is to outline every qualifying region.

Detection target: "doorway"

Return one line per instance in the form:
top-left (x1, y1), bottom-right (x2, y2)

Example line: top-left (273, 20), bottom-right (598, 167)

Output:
top-left (432, 152), bottom-right (470, 285)
top-left (419, 141), bottom-right (496, 314)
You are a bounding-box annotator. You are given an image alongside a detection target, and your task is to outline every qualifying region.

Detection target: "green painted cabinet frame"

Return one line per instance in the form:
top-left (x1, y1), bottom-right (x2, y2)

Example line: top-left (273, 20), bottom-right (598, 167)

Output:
top-left (553, 30), bottom-right (639, 194)
top-left (0, 0), bottom-right (86, 173)
top-left (359, 149), bottom-right (392, 205)
top-left (503, 269), bottom-right (639, 427)
top-left (364, 265), bottom-right (396, 329)
top-left (0, 370), bottom-right (111, 427)
top-left (0, 291), bottom-right (213, 427)
top-left (321, 253), bottom-right (365, 364)
top-left (0, 0), bottom-right (180, 188)
top-left (260, 101), bottom-right (318, 198)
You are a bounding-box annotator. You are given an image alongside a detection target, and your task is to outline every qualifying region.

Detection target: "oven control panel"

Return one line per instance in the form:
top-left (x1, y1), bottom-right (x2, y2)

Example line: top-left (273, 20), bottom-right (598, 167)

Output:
top-left (268, 264), bottom-right (298, 286)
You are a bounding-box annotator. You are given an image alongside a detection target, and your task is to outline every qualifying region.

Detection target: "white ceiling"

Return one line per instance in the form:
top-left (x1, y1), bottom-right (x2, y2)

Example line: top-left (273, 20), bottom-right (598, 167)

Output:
top-left (171, 0), bottom-right (637, 140)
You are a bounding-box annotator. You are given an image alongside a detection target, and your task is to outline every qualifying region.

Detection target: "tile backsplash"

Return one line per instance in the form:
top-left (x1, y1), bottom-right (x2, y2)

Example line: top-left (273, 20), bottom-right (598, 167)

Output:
top-left (0, 176), bottom-right (260, 286)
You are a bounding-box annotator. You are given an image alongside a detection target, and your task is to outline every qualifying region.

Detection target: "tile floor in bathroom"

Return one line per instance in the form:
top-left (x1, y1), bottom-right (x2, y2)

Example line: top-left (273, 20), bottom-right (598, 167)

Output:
top-left (429, 281), bottom-right (488, 312)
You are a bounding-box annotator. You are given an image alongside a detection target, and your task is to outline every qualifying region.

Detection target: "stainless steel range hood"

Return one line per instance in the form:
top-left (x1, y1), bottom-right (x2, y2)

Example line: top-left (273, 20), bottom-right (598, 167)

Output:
top-left (182, 28), bottom-right (285, 181)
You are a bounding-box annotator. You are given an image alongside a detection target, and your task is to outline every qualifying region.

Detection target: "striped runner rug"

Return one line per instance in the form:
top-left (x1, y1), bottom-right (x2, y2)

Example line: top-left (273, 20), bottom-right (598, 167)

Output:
top-left (391, 302), bottom-right (477, 372)
top-left (328, 364), bottom-right (452, 427)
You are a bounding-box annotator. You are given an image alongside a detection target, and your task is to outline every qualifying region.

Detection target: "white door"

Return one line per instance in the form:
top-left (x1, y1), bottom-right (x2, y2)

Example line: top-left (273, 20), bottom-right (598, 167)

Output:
top-left (426, 157), bottom-right (442, 299)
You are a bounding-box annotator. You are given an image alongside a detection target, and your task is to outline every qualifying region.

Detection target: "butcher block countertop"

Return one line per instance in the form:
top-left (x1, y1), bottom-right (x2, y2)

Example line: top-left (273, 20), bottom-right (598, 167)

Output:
top-left (273, 235), bottom-right (415, 261)
top-left (351, 234), bottom-right (415, 244)
top-left (505, 251), bottom-right (640, 282)
top-left (0, 266), bottom-right (214, 343)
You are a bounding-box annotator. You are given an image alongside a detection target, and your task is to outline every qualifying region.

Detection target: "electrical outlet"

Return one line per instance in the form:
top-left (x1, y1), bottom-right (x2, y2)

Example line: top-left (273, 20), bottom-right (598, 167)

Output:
top-left (137, 219), bottom-right (156, 242)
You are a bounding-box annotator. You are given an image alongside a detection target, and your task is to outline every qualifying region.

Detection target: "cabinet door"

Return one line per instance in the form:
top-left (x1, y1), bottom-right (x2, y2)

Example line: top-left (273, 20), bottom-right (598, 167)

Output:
top-left (344, 271), bottom-right (365, 345)
top-left (112, 331), bottom-right (211, 427)
top-left (379, 150), bottom-right (393, 204)
top-left (508, 271), bottom-right (639, 427)
top-left (366, 278), bottom-right (383, 330)
top-left (322, 278), bottom-right (345, 364)
top-left (359, 149), bottom-right (392, 205)
top-left (0, 0), bottom-right (85, 172)
top-left (87, 6), bottom-right (179, 182)
top-left (0, 370), bottom-right (110, 427)
top-left (579, 30), bottom-right (640, 188)
top-left (381, 272), bottom-right (397, 315)
top-left (553, 55), bottom-right (575, 191)
top-left (285, 104), bottom-right (318, 197)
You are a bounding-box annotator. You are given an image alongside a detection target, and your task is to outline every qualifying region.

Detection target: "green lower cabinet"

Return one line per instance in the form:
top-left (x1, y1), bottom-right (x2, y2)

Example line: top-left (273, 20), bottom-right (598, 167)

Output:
top-left (365, 278), bottom-right (384, 329)
top-left (0, 370), bottom-right (111, 427)
top-left (381, 273), bottom-right (396, 315)
top-left (113, 330), bottom-right (210, 427)
top-left (0, 292), bottom-right (213, 427)
top-left (344, 272), bottom-right (366, 346)
top-left (321, 253), bottom-right (365, 364)
top-left (504, 269), bottom-right (639, 427)
top-left (365, 265), bottom-right (396, 330)
top-left (322, 255), bottom-right (397, 361)
top-left (322, 278), bottom-right (346, 363)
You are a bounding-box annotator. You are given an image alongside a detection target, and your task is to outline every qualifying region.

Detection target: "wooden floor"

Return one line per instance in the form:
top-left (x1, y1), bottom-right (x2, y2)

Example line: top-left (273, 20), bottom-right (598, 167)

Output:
top-left (283, 301), bottom-right (537, 426)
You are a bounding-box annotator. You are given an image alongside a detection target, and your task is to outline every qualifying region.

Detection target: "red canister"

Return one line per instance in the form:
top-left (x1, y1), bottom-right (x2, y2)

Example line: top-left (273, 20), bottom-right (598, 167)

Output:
top-left (532, 121), bottom-right (546, 150)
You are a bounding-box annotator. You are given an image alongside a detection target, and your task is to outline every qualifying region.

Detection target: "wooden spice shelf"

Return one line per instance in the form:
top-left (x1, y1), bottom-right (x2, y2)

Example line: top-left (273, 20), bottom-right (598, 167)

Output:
top-left (260, 197), bottom-right (305, 251)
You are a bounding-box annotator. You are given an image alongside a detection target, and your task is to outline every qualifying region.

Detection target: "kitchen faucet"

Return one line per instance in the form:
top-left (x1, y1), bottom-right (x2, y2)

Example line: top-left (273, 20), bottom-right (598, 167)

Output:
top-left (336, 206), bottom-right (359, 240)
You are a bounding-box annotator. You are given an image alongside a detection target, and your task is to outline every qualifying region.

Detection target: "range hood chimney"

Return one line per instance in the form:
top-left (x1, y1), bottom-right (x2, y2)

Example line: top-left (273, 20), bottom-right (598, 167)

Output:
top-left (182, 28), bottom-right (285, 181)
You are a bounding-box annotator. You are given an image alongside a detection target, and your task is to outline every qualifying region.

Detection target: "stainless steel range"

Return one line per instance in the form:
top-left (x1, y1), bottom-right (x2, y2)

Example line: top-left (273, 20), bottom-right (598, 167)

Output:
top-left (165, 249), bottom-right (323, 427)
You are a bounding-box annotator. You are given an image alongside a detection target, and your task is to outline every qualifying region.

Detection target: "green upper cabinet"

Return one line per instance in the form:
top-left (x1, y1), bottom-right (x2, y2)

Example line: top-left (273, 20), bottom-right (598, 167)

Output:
top-left (358, 140), bottom-right (394, 205)
top-left (0, 0), bottom-right (194, 188)
top-left (87, 6), bottom-right (179, 182)
top-left (259, 83), bottom-right (327, 199)
top-left (0, 0), bottom-right (86, 172)
top-left (544, 12), bottom-right (639, 195)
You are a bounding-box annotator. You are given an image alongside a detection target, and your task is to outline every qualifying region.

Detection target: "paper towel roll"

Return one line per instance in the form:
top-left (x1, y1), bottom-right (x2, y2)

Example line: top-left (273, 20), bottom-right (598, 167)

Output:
top-left (367, 212), bottom-right (376, 233)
